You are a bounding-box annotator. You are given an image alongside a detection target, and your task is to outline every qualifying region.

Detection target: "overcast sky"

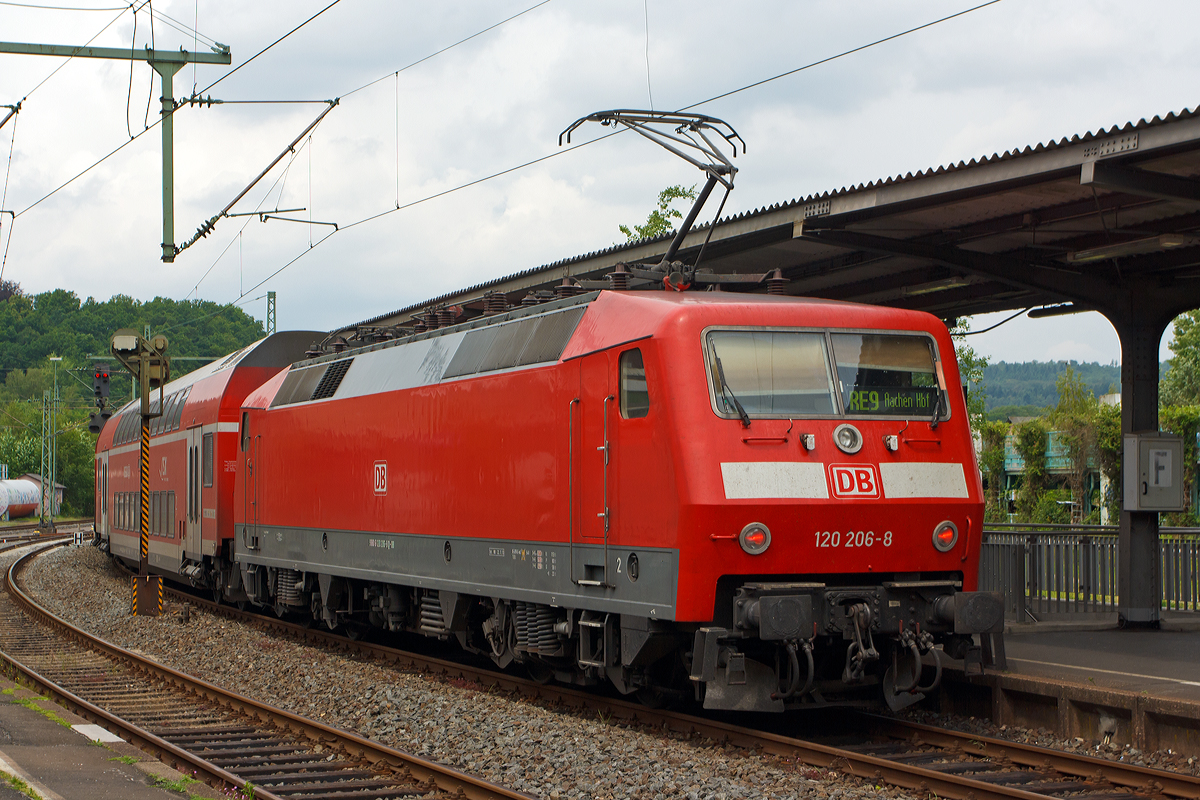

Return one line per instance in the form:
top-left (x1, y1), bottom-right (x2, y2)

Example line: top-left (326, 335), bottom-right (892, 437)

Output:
top-left (0, 0), bottom-right (1196, 364)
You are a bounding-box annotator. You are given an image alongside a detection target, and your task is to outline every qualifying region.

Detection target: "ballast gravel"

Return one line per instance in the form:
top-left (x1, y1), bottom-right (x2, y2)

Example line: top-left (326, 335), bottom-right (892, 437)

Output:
top-left (17, 543), bottom-right (917, 800)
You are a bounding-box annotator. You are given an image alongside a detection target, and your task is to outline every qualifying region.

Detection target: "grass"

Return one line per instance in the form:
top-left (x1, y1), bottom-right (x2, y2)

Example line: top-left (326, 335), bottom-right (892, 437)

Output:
top-left (11, 696), bottom-right (71, 728)
top-left (0, 770), bottom-right (42, 800)
top-left (152, 775), bottom-right (199, 793)
top-left (109, 755), bottom-right (138, 765)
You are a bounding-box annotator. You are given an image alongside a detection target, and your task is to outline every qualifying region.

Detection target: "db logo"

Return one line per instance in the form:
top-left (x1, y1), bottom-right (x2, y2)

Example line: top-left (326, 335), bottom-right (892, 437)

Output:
top-left (373, 461), bottom-right (387, 496)
top-left (829, 464), bottom-right (880, 499)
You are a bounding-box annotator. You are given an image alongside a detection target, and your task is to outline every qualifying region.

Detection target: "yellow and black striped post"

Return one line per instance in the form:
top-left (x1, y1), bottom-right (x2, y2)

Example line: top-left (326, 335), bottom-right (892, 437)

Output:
top-left (139, 417), bottom-right (150, 575)
top-left (131, 575), bottom-right (163, 616)
top-left (110, 329), bottom-right (171, 617)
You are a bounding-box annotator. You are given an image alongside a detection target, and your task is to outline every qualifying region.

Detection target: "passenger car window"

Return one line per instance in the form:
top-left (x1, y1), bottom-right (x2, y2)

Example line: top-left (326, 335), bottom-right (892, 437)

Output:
top-left (203, 433), bottom-right (214, 487)
top-left (619, 349), bottom-right (649, 419)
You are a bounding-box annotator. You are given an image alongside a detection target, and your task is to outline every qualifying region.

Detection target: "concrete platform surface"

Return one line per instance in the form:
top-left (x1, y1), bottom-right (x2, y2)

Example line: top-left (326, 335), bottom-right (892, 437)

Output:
top-left (0, 678), bottom-right (220, 800)
top-left (1001, 625), bottom-right (1200, 702)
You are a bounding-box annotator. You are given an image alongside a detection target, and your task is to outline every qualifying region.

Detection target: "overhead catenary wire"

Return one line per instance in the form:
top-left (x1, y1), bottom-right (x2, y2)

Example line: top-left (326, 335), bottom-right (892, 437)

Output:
top-left (0, 2), bottom-right (128, 10)
top-left (643, 0), bottom-right (653, 110)
top-left (232, 130), bottom-right (619, 303)
top-left (194, 0), bottom-right (343, 97)
top-left (141, 0), bottom-right (155, 130)
top-left (15, 119), bottom-right (154, 217)
top-left (340, 0), bottom-right (555, 100)
top-left (124, 0), bottom-right (140, 138)
top-left (4, 0), bottom-right (555, 278)
top-left (145, 5), bottom-right (219, 50)
top-left (17, 4), bottom-right (128, 102)
top-left (154, 292), bottom-right (265, 335)
top-left (188, 135), bottom-right (314, 299)
top-left (0, 112), bottom-right (19, 284)
top-left (227, 0), bottom-right (1005, 306)
top-left (183, 0), bottom-right (559, 296)
top-left (176, 98), bottom-right (339, 257)
top-left (13, 0), bottom-right (552, 225)
top-left (678, 0), bottom-right (1003, 112)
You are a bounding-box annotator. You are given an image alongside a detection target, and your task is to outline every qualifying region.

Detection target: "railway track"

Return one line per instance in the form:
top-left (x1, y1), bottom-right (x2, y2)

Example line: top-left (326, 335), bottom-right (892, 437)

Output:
top-left (0, 517), bottom-right (90, 542)
top-left (1, 542), bottom-right (533, 800)
top-left (122, 557), bottom-right (1200, 800)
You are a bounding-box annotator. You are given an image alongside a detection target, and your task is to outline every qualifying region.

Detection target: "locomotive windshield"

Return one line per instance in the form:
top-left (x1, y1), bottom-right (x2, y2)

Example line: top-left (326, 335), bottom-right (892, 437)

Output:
top-left (706, 331), bottom-right (838, 416)
top-left (830, 333), bottom-right (940, 417)
top-left (705, 329), bottom-right (943, 419)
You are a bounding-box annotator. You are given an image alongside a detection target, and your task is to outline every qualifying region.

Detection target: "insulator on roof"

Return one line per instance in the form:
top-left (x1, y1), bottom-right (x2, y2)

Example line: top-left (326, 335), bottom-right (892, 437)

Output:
top-left (554, 278), bottom-right (584, 299)
top-left (521, 292), bottom-right (541, 307)
top-left (608, 263), bottom-right (631, 292)
top-left (483, 291), bottom-right (509, 315)
top-left (766, 269), bottom-right (788, 297)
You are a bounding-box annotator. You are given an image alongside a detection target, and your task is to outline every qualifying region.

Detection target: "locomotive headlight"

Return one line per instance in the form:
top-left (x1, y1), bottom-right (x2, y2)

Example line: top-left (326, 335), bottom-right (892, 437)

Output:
top-left (833, 423), bottom-right (863, 454)
top-left (932, 520), bottom-right (958, 552)
top-left (739, 523), bottom-right (771, 555)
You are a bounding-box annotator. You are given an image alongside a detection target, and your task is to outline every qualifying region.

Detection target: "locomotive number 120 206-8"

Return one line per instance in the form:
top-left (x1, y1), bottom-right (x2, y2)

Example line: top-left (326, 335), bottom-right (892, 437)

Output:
top-left (814, 530), bottom-right (893, 548)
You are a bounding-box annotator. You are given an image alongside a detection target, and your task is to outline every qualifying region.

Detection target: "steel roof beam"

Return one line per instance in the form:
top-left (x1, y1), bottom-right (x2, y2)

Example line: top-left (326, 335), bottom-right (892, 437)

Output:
top-left (1081, 161), bottom-right (1200, 204)
top-left (798, 228), bottom-right (1098, 305)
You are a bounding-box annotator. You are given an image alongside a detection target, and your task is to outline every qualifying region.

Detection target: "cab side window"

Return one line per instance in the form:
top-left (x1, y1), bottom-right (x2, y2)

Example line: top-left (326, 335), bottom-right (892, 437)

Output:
top-left (619, 348), bottom-right (650, 419)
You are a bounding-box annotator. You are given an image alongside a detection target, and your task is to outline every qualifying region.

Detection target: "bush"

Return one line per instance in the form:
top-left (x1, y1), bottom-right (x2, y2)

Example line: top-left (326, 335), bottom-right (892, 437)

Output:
top-left (1033, 488), bottom-right (1072, 526)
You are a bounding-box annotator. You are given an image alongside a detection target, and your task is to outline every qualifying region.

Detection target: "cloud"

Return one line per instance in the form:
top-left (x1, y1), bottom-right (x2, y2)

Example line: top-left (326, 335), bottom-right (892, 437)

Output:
top-left (0, 0), bottom-right (1197, 346)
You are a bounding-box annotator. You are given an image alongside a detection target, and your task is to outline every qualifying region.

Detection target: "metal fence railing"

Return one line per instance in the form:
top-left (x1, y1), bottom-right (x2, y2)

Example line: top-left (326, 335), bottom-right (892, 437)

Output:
top-left (979, 524), bottom-right (1200, 621)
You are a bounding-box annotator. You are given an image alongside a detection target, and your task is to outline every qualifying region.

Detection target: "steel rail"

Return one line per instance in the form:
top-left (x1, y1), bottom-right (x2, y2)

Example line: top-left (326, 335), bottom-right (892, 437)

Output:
top-left (0, 517), bottom-right (90, 537)
top-left (148, 575), bottom-right (1200, 800)
top-left (7, 543), bottom-right (534, 800)
top-left (860, 714), bottom-right (1200, 799)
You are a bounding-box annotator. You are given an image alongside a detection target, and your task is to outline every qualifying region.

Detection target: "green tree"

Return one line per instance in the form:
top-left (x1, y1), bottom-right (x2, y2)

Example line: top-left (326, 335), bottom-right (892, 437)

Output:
top-left (1049, 366), bottom-right (1099, 523)
top-left (1162, 309), bottom-right (1200, 405)
top-left (619, 185), bottom-right (697, 242)
top-left (1095, 402), bottom-right (1122, 524)
top-left (1159, 404), bottom-right (1200, 525)
top-left (979, 420), bottom-right (1009, 522)
top-left (0, 289), bottom-right (266, 517)
top-left (948, 318), bottom-right (988, 431)
top-left (1012, 418), bottom-right (1048, 523)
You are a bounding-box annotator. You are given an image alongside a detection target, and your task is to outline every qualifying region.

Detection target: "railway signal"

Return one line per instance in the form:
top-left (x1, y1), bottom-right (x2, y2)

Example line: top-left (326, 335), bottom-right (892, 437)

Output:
top-left (110, 330), bottom-right (170, 614)
top-left (86, 408), bottom-right (112, 435)
top-left (88, 365), bottom-right (113, 435)
top-left (93, 366), bottom-right (110, 400)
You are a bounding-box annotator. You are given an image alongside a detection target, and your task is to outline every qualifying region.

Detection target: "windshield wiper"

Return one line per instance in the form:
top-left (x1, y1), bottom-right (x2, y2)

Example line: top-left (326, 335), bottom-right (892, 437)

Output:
top-left (714, 355), bottom-right (751, 428)
top-left (929, 389), bottom-right (942, 430)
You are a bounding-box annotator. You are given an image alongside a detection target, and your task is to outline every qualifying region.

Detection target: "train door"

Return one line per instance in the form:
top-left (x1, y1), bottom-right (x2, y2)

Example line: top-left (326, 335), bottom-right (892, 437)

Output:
top-left (573, 351), bottom-right (614, 585)
top-left (185, 426), bottom-right (202, 560)
top-left (99, 453), bottom-right (108, 538)
top-left (241, 411), bottom-right (260, 551)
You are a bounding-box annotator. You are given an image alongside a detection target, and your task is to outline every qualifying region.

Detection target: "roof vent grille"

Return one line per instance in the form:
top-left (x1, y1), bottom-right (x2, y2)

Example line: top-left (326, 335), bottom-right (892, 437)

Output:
top-left (311, 359), bottom-right (353, 400)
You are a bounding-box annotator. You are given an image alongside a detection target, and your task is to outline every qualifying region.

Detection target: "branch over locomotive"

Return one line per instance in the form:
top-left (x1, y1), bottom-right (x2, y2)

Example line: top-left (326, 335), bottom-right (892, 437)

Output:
top-left (97, 290), bottom-right (1001, 711)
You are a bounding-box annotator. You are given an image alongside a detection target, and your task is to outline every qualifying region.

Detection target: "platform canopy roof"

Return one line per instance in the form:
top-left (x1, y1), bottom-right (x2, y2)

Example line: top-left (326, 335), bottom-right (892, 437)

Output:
top-left (338, 105), bottom-right (1200, 628)
top-left (347, 106), bottom-right (1200, 332)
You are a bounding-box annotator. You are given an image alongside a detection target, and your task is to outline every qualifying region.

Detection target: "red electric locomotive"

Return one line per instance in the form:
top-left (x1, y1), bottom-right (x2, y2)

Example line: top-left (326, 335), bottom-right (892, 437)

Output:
top-left (209, 289), bottom-right (1000, 712)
